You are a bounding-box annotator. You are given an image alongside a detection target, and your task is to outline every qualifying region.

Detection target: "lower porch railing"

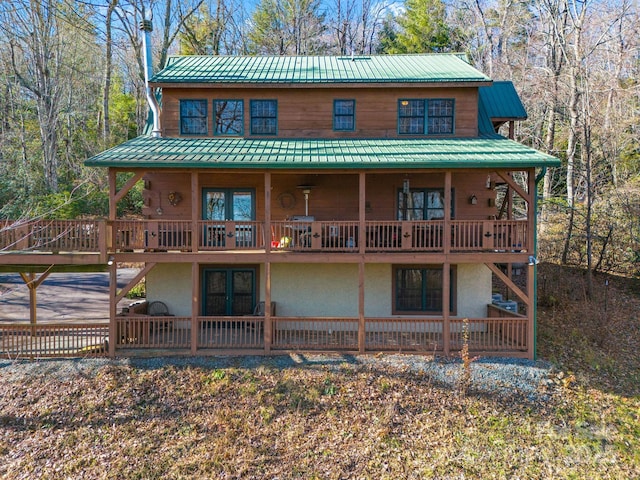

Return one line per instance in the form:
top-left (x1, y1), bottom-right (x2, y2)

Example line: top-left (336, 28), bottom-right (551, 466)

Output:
top-left (0, 323), bottom-right (109, 358)
top-left (115, 316), bottom-right (191, 349)
top-left (0, 314), bottom-right (528, 358)
top-left (103, 314), bottom-right (528, 355)
top-left (198, 316), bottom-right (264, 349)
top-left (273, 317), bottom-right (360, 349)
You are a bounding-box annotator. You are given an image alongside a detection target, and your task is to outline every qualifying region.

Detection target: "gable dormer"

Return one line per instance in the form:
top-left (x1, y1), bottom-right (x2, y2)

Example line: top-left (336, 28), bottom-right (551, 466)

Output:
top-left (149, 54), bottom-right (493, 139)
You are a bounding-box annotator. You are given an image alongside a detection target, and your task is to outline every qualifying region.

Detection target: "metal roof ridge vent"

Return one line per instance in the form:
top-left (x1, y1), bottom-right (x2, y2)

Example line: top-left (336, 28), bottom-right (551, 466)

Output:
top-left (140, 16), bottom-right (162, 137)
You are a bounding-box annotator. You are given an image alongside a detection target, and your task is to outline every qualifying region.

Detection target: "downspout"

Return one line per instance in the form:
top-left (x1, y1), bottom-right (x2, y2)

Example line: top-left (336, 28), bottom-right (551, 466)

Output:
top-left (140, 18), bottom-right (162, 137)
top-left (533, 167), bottom-right (547, 360)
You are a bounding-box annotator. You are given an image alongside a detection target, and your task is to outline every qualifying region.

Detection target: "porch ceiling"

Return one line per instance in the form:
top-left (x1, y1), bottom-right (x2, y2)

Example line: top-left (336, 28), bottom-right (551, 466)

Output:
top-left (85, 135), bottom-right (560, 170)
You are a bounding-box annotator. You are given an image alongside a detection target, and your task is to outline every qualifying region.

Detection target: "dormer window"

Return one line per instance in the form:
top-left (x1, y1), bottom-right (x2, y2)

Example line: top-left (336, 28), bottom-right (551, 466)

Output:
top-left (215, 100), bottom-right (244, 136)
top-left (333, 99), bottom-right (355, 131)
top-left (428, 99), bottom-right (455, 134)
top-left (180, 99), bottom-right (208, 135)
top-left (398, 99), bottom-right (454, 135)
top-left (250, 100), bottom-right (277, 135)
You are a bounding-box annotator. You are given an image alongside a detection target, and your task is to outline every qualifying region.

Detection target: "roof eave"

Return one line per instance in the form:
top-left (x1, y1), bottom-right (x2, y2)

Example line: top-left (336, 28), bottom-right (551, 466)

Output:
top-left (491, 116), bottom-right (528, 122)
top-left (149, 80), bottom-right (493, 89)
top-left (87, 159), bottom-right (560, 169)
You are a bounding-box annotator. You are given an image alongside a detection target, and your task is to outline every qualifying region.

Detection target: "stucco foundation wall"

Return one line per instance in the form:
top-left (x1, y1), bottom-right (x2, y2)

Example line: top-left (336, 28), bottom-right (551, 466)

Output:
top-left (271, 264), bottom-right (359, 317)
top-left (456, 264), bottom-right (492, 318)
top-left (271, 263), bottom-right (492, 318)
top-left (146, 264), bottom-right (192, 316)
top-left (145, 262), bottom-right (492, 318)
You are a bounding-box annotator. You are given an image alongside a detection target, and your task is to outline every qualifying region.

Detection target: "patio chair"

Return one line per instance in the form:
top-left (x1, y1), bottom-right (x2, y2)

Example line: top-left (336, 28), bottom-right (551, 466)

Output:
top-left (148, 300), bottom-right (170, 316)
top-left (244, 301), bottom-right (276, 335)
top-left (148, 301), bottom-right (173, 334)
top-left (251, 301), bottom-right (277, 317)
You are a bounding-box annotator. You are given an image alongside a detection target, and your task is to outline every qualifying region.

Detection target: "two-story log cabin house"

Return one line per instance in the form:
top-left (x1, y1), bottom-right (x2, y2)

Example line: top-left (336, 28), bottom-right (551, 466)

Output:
top-left (1, 53), bottom-right (559, 359)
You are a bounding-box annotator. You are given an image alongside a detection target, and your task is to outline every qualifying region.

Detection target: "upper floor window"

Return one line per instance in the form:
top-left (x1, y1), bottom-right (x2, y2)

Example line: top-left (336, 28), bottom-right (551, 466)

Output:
top-left (333, 99), bottom-right (355, 131)
top-left (428, 99), bottom-right (454, 134)
top-left (250, 100), bottom-right (277, 135)
top-left (215, 100), bottom-right (244, 136)
top-left (180, 99), bottom-right (208, 135)
top-left (398, 99), bottom-right (454, 135)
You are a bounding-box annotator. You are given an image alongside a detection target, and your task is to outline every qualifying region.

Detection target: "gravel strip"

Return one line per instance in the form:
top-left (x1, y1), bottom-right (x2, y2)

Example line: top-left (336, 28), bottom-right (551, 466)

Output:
top-left (0, 353), bottom-right (557, 402)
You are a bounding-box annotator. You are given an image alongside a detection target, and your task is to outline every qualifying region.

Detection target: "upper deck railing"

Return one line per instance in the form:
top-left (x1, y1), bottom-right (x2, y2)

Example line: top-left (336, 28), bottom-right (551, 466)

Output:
top-left (1, 219), bottom-right (105, 254)
top-left (1, 218), bottom-right (529, 255)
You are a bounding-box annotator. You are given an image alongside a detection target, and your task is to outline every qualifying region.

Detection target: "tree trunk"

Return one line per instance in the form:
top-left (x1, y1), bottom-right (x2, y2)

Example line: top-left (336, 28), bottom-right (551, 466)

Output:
top-left (561, 66), bottom-right (579, 264)
top-left (102, 0), bottom-right (118, 145)
top-left (8, 1), bottom-right (63, 193)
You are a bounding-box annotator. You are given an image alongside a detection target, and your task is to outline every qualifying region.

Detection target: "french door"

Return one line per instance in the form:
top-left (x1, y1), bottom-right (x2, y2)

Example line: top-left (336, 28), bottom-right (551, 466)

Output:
top-left (202, 268), bottom-right (256, 316)
top-left (203, 188), bottom-right (255, 247)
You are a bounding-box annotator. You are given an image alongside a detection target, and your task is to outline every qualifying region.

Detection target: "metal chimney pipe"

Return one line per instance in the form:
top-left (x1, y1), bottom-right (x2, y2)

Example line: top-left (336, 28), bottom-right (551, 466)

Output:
top-left (140, 18), bottom-right (162, 137)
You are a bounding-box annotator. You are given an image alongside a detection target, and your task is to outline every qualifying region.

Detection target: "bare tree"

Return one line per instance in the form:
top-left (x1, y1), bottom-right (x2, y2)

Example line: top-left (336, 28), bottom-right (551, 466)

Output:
top-left (100, 0), bottom-right (119, 145)
top-left (113, 0), bottom-right (203, 132)
top-left (248, 0), bottom-right (327, 55)
top-left (4, 0), bottom-right (65, 192)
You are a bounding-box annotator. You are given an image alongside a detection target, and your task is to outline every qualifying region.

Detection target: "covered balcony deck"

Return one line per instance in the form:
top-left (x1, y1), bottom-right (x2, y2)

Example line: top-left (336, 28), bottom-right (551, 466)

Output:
top-left (1, 218), bottom-right (529, 256)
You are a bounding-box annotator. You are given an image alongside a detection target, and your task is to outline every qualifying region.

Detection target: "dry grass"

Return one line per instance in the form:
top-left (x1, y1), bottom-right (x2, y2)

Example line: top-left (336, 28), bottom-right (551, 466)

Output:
top-left (0, 263), bottom-right (638, 479)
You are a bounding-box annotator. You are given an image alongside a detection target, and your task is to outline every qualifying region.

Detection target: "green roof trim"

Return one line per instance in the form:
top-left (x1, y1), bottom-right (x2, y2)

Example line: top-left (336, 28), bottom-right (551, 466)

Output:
top-left (479, 81), bottom-right (527, 120)
top-left (151, 54), bottom-right (492, 85)
top-left (86, 135), bottom-right (559, 169)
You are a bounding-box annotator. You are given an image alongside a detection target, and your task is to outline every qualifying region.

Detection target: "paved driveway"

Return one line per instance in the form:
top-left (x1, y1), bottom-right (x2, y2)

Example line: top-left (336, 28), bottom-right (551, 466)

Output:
top-left (0, 269), bottom-right (140, 322)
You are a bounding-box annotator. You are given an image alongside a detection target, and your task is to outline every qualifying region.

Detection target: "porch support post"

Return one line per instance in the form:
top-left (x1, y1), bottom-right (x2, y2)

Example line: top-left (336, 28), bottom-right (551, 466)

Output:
top-left (28, 275), bottom-right (37, 331)
top-left (108, 169), bottom-right (117, 254)
top-left (108, 169), bottom-right (117, 222)
top-left (265, 262), bottom-right (272, 353)
top-left (191, 261), bottom-right (198, 355)
top-left (264, 172), bottom-right (272, 353)
top-left (191, 172), bottom-right (199, 253)
top-left (108, 261), bottom-right (117, 358)
top-left (358, 172), bottom-right (366, 254)
top-left (19, 267), bottom-right (52, 335)
top-left (358, 172), bottom-right (366, 353)
top-left (97, 219), bottom-right (108, 262)
top-left (265, 172), bottom-right (272, 253)
top-left (358, 262), bottom-right (365, 353)
top-left (527, 168), bottom-right (536, 360)
top-left (527, 263), bottom-right (535, 360)
top-left (506, 179), bottom-right (513, 281)
top-left (443, 263), bottom-right (450, 356)
top-left (527, 169), bottom-right (536, 257)
top-left (444, 172), bottom-right (451, 254)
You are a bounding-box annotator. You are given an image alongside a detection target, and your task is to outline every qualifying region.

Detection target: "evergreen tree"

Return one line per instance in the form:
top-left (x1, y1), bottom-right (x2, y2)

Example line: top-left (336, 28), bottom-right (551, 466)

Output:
top-left (248, 0), bottom-right (328, 55)
top-left (375, 13), bottom-right (398, 54)
top-left (388, 0), bottom-right (451, 53)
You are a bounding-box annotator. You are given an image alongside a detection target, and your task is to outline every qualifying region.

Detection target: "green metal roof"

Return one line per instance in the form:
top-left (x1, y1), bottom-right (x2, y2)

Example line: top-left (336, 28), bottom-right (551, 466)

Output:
top-left (477, 95), bottom-right (497, 135)
top-left (85, 135), bottom-right (559, 169)
top-left (150, 54), bottom-right (492, 85)
top-left (479, 81), bottom-right (527, 120)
